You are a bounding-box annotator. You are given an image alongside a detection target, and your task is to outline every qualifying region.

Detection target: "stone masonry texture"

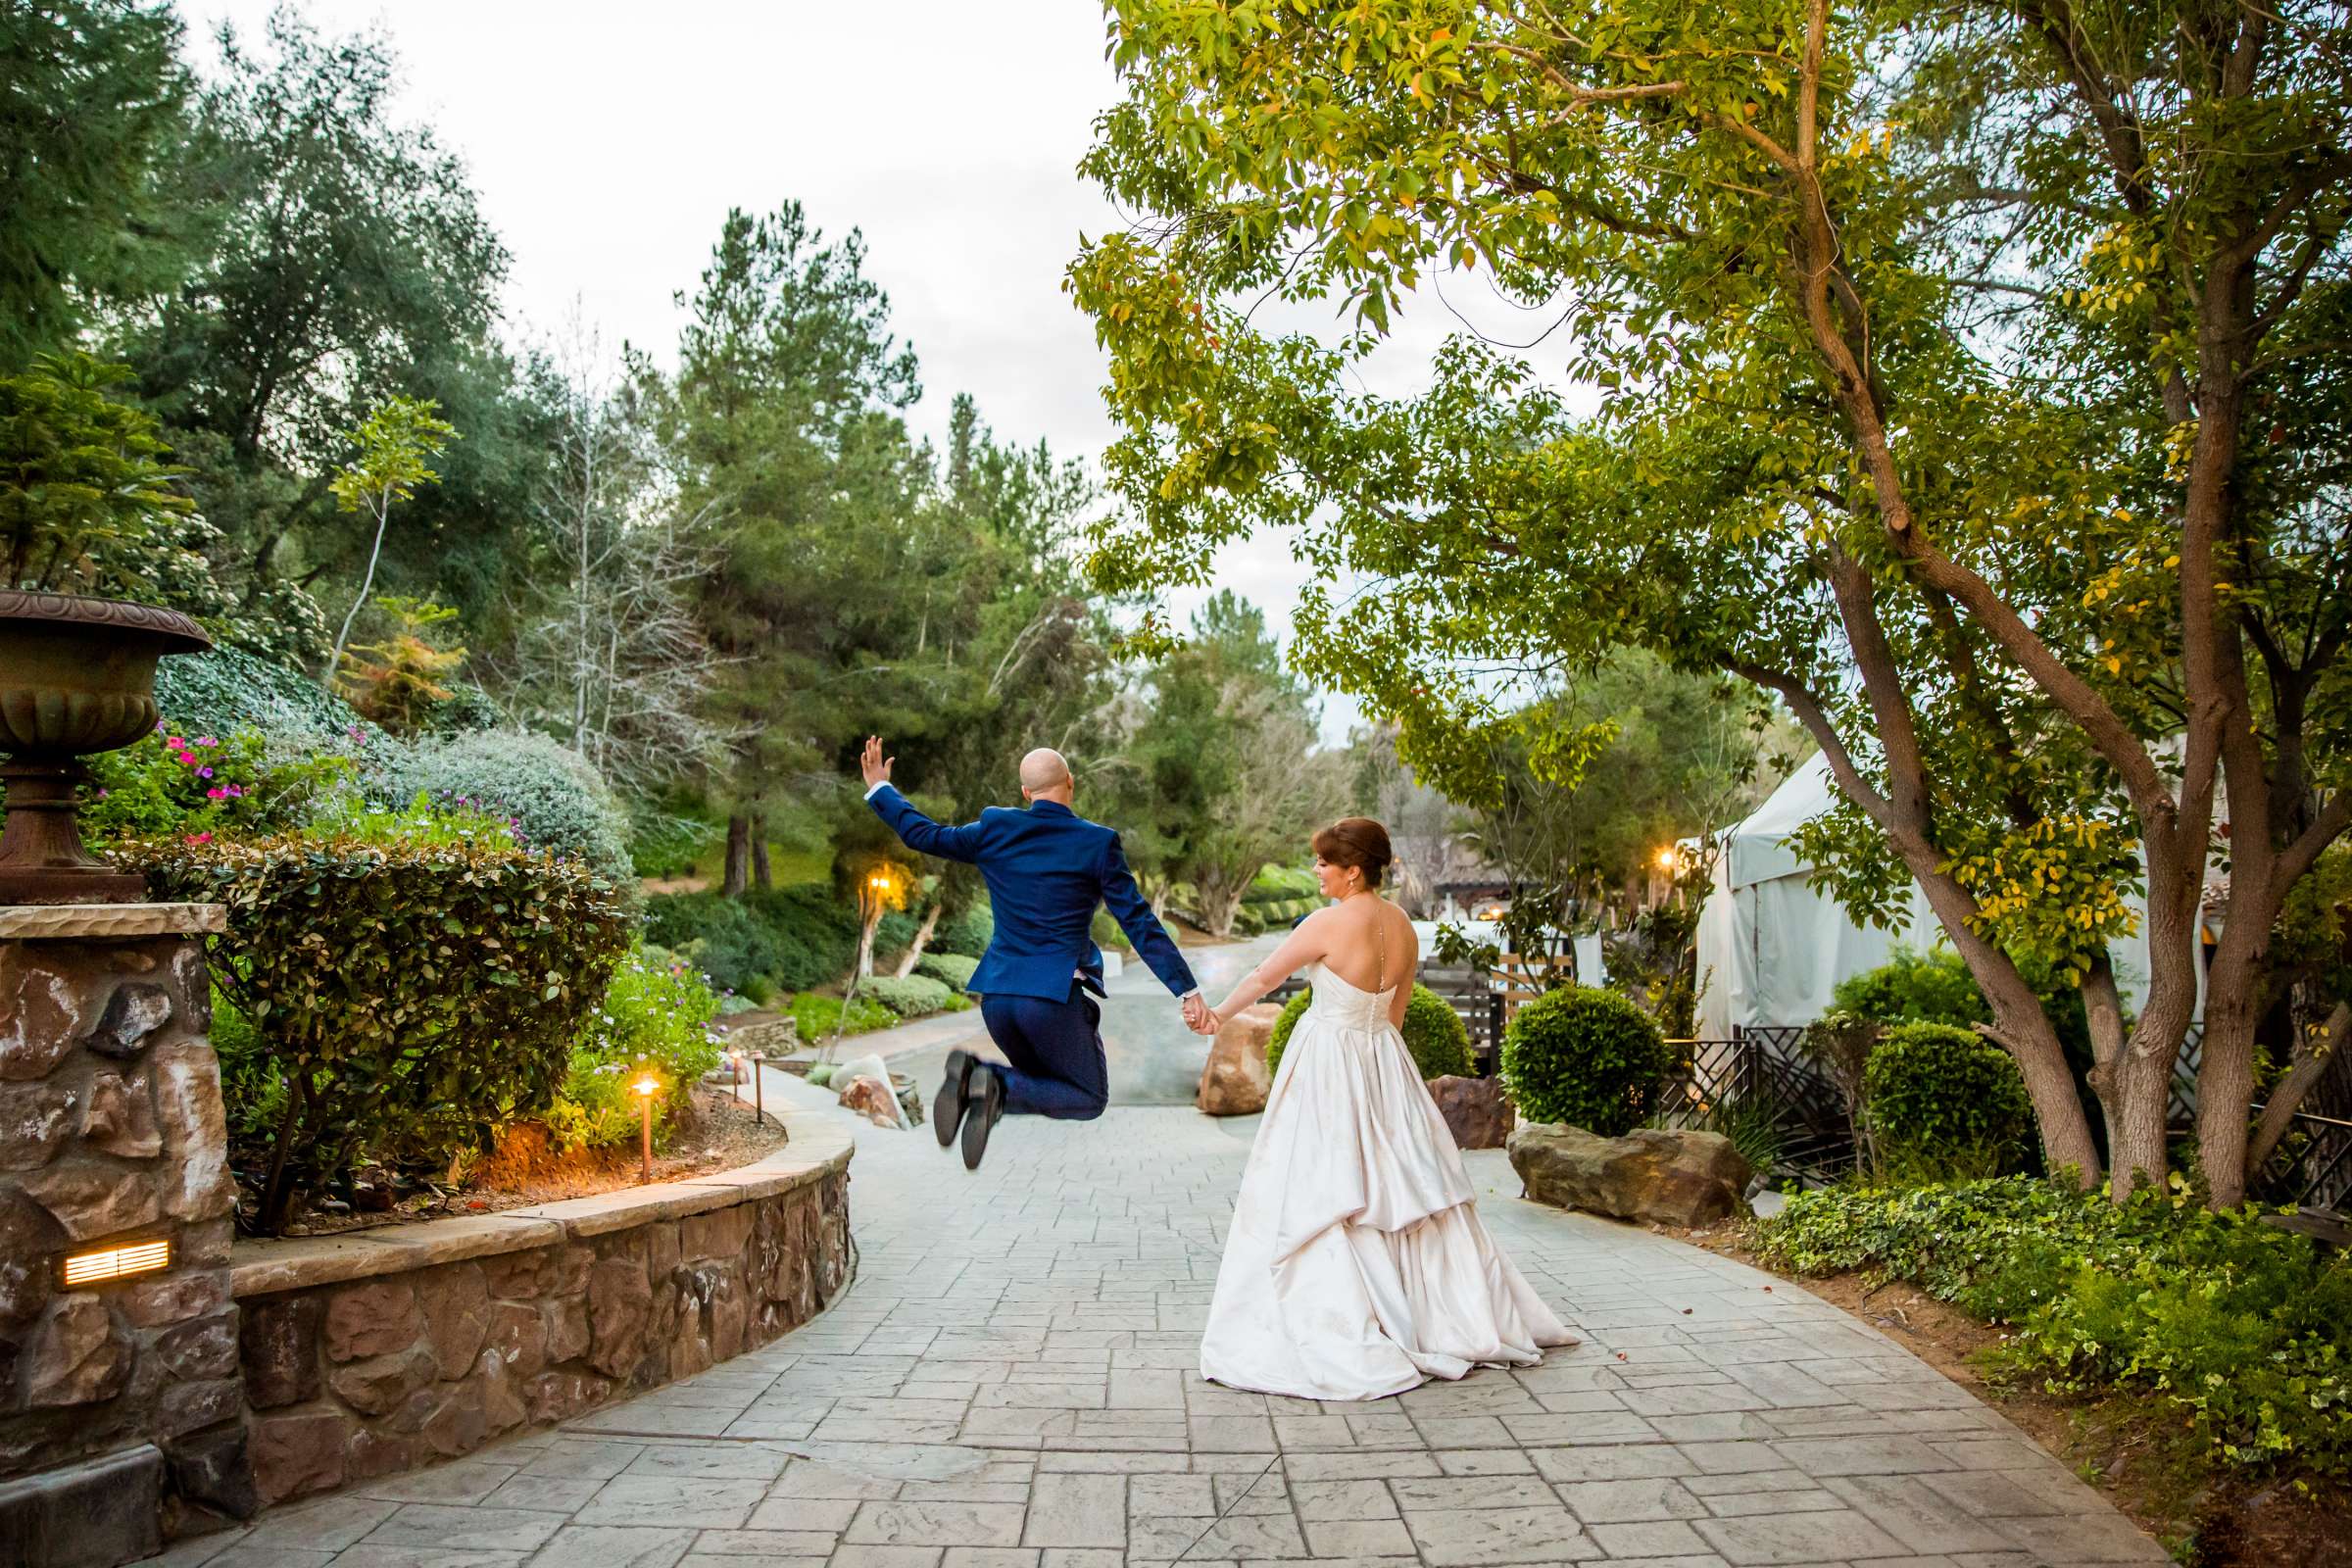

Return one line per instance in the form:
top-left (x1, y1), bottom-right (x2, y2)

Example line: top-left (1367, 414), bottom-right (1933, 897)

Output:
top-left (238, 1168), bottom-right (851, 1510)
top-left (0, 930), bottom-right (244, 1554)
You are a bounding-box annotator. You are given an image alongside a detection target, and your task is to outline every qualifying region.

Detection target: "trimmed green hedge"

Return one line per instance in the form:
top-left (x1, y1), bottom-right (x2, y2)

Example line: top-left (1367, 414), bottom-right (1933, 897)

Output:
top-left (1500, 984), bottom-right (1668, 1136)
top-left (123, 831), bottom-right (630, 1233)
top-left (1264, 982), bottom-right (1473, 1080)
top-left (791, 991), bottom-right (896, 1041)
top-left (1865, 1021), bottom-right (2035, 1178)
top-left (1834, 944), bottom-right (2093, 1070)
top-left (915, 953), bottom-right (981, 991)
top-left (864, 973), bottom-right (955, 1018)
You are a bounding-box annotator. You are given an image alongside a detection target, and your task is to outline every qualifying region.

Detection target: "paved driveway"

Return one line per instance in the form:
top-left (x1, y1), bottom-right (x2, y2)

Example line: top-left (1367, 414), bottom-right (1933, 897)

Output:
top-left (152, 1033), bottom-right (2165, 1567)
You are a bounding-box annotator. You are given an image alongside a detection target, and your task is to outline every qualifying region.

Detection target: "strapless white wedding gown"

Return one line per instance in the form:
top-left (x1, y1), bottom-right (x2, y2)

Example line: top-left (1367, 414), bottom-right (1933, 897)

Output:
top-left (1198, 962), bottom-right (1575, 1399)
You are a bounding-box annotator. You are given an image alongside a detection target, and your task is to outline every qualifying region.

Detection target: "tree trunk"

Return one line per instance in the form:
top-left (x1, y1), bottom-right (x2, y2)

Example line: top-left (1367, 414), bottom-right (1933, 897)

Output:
top-left (893, 904), bottom-right (942, 977)
top-left (2195, 966), bottom-right (2264, 1208)
top-left (752, 813), bottom-right (772, 893)
top-left (2109, 1039), bottom-right (2175, 1200)
top-left (323, 496), bottom-right (392, 688)
top-left (856, 909), bottom-right (880, 978)
top-left (2106, 836), bottom-right (2206, 1200)
top-left (1200, 879), bottom-right (1249, 940)
top-left (722, 814), bottom-right (752, 897)
top-left (2082, 954), bottom-right (2128, 1158)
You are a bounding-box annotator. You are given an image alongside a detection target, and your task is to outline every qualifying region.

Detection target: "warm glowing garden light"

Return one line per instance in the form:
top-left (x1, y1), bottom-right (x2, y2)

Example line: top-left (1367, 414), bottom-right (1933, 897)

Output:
top-left (60, 1237), bottom-right (172, 1288)
top-left (634, 1075), bottom-right (659, 1182)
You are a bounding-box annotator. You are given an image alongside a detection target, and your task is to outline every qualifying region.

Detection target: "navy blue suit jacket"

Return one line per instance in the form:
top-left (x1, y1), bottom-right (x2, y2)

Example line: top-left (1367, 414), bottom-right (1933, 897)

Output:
top-left (866, 784), bottom-right (1198, 1003)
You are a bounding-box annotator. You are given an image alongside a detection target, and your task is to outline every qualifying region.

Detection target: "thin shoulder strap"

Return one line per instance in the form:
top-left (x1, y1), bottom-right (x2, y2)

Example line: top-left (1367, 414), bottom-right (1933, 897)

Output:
top-left (1374, 901), bottom-right (1387, 995)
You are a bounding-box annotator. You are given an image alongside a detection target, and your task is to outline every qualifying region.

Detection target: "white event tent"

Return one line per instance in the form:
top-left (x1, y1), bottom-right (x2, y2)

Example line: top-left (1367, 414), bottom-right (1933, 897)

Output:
top-left (1692, 754), bottom-right (2157, 1042)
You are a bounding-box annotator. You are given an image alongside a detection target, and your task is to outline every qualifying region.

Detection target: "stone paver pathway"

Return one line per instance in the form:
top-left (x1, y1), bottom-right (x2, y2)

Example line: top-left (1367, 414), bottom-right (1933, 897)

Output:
top-left (151, 1082), bottom-right (2165, 1568)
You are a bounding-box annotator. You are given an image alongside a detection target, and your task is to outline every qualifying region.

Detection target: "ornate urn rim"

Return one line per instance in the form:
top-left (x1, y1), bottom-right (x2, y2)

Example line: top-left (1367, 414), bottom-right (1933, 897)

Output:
top-left (0, 589), bottom-right (213, 655)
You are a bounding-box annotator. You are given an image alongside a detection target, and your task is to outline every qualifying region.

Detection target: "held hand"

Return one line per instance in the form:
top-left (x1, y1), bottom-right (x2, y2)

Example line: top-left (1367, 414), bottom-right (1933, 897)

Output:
top-left (1182, 994), bottom-right (1216, 1035)
top-left (859, 736), bottom-right (894, 790)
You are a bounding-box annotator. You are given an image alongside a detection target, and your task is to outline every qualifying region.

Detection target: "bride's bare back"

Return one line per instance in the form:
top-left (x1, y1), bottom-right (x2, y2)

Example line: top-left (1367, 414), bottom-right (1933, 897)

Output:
top-left (1214, 894), bottom-right (1420, 1031)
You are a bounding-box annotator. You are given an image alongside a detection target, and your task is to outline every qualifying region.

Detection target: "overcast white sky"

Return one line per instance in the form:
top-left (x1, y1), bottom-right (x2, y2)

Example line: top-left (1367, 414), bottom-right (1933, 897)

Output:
top-left (184, 1), bottom-right (1593, 744)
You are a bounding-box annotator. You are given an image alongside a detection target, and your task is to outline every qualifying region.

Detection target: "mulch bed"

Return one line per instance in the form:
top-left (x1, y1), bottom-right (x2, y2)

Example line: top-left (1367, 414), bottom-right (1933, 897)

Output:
top-left (261, 1086), bottom-right (788, 1237)
top-left (1683, 1221), bottom-right (2352, 1567)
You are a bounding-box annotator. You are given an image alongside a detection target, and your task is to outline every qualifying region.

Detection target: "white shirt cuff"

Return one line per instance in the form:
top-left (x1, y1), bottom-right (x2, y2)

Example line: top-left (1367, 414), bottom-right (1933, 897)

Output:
top-left (863, 780), bottom-right (889, 800)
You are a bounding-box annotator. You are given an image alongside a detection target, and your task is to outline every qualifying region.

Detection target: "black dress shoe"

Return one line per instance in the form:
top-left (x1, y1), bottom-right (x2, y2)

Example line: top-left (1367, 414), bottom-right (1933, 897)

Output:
top-left (936, 1050), bottom-right (975, 1150)
top-left (961, 1063), bottom-right (1004, 1171)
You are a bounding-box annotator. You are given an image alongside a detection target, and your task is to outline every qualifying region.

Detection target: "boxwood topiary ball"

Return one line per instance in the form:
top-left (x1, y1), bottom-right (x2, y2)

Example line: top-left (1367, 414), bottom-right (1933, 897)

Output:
top-left (1500, 984), bottom-right (1668, 1137)
top-left (1863, 1021), bottom-right (2034, 1177)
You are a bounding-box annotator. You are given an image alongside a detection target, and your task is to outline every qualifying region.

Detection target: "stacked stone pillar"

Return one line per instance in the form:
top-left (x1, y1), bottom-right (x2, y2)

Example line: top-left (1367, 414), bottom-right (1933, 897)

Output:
top-left (0, 905), bottom-right (248, 1568)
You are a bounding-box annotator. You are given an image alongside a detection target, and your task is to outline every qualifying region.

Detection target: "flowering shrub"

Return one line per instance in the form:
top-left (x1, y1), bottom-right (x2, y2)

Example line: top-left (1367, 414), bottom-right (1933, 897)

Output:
top-left (1753, 1176), bottom-right (2352, 1474)
top-left (83, 724), bottom-right (352, 843)
top-left (546, 947), bottom-right (726, 1152)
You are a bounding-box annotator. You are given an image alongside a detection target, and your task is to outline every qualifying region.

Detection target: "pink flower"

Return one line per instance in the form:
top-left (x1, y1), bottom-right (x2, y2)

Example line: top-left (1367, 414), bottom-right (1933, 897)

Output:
top-left (185, 832), bottom-right (212, 846)
top-left (165, 736), bottom-right (185, 749)
top-left (175, 751), bottom-right (198, 765)
top-left (194, 736), bottom-right (218, 747)
top-left (197, 766), bottom-right (214, 778)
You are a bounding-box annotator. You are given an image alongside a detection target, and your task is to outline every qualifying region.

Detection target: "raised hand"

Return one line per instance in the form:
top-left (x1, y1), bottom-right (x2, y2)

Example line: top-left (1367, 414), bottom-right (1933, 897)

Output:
top-left (860, 735), bottom-right (894, 790)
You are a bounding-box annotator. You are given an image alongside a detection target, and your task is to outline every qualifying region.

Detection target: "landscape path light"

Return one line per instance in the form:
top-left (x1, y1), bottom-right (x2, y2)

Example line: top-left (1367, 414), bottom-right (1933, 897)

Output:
top-left (635, 1074), bottom-right (660, 1183)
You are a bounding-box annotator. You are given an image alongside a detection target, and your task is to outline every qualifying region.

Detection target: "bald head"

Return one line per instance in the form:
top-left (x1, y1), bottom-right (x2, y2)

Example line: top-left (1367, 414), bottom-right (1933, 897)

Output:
top-left (1019, 747), bottom-right (1075, 805)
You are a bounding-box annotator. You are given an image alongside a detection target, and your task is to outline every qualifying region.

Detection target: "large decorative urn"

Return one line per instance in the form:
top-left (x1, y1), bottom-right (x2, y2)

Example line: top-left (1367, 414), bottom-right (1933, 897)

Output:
top-left (0, 590), bottom-right (212, 904)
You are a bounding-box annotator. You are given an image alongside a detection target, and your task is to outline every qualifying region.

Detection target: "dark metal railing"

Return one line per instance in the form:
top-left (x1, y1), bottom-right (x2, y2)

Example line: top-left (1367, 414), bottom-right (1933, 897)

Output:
top-left (1652, 1034), bottom-right (1856, 1185)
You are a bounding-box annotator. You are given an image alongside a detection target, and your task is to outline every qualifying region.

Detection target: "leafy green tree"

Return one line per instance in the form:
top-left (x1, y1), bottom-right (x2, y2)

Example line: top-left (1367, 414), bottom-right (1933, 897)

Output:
top-left (662, 200), bottom-right (924, 894)
top-left (862, 394), bottom-right (1127, 955)
top-left (322, 396), bottom-right (457, 685)
top-left (0, 351), bottom-right (194, 593)
top-left (116, 11), bottom-right (515, 657)
top-left (1103, 592), bottom-right (1343, 936)
top-left (0, 1), bottom-right (197, 366)
top-left (1072, 0), bottom-right (2352, 1205)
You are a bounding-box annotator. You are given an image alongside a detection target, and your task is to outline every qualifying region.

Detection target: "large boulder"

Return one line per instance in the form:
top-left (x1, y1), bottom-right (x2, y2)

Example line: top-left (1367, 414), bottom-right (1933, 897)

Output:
top-left (1427, 1075), bottom-right (1514, 1150)
top-left (837, 1075), bottom-right (904, 1128)
top-left (1197, 1004), bottom-right (1281, 1116)
top-left (1507, 1123), bottom-right (1752, 1228)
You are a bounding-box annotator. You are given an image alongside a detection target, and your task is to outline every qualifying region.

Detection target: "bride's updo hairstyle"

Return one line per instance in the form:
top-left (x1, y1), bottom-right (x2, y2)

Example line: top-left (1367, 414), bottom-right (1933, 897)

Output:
top-left (1312, 816), bottom-right (1394, 890)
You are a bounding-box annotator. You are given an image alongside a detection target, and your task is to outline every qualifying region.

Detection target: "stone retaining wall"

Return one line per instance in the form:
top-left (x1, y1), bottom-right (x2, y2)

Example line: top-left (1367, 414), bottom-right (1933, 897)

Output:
top-left (0, 907), bottom-right (246, 1564)
top-left (229, 1114), bottom-right (853, 1507)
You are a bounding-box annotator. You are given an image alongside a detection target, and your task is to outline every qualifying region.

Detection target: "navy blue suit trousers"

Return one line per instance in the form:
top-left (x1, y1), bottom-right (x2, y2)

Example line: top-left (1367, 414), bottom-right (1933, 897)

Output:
top-left (979, 987), bottom-right (1108, 1120)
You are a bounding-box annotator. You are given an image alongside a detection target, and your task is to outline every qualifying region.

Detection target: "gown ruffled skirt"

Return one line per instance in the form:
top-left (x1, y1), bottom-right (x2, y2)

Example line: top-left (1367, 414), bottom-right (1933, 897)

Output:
top-left (1198, 964), bottom-right (1576, 1400)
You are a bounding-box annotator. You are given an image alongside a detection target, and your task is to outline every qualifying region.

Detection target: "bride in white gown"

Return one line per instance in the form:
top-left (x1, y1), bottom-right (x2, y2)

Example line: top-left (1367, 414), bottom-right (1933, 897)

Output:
top-left (1196, 817), bottom-right (1577, 1400)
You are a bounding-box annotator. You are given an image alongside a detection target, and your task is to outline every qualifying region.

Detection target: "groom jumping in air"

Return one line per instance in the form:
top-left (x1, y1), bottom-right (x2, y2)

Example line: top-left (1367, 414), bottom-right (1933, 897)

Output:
top-left (859, 737), bottom-right (1209, 1169)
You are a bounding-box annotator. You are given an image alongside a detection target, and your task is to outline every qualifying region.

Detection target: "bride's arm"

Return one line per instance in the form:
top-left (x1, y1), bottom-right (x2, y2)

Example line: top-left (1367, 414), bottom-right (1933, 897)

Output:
top-left (1210, 910), bottom-right (1334, 1025)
